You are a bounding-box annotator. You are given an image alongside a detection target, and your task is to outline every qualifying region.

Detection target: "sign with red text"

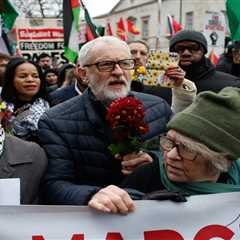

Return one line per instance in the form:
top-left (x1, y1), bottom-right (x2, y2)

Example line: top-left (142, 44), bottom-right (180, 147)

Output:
top-left (0, 192), bottom-right (239, 240)
top-left (203, 11), bottom-right (226, 56)
top-left (15, 18), bottom-right (68, 65)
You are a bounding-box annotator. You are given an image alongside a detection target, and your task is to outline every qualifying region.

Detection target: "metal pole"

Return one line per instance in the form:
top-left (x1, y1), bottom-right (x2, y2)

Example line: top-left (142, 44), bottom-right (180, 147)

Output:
top-left (179, 0), bottom-right (182, 24)
top-left (157, 0), bottom-right (162, 49)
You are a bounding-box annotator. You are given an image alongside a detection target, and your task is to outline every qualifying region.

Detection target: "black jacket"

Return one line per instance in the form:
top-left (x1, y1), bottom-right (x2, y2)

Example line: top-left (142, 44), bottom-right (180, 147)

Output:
top-left (38, 89), bottom-right (172, 205)
top-left (131, 81), bottom-right (173, 105)
top-left (184, 57), bottom-right (240, 93)
top-left (216, 54), bottom-right (240, 78)
top-left (49, 84), bottom-right (78, 106)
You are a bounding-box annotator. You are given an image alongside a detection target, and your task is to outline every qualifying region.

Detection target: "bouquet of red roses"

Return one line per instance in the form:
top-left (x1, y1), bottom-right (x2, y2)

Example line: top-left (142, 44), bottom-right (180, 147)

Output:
top-left (106, 96), bottom-right (149, 155)
top-left (0, 101), bottom-right (14, 127)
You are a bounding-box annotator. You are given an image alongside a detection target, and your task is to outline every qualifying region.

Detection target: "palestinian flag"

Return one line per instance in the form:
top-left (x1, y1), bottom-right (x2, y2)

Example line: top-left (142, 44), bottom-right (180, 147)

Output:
top-left (226, 0), bottom-right (240, 40)
top-left (63, 0), bottom-right (81, 63)
top-left (0, 30), bottom-right (12, 54)
top-left (63, 0), bottom-right (102, 63)
top-left (0, 0), bottom-right (19, 32)
top-left (0, 0), bottom-right (18, 54)
top-left (84, 5), bottom-right (98, 40)
top-left (167, 15), bottom-right (182, 36)
top-left (82, 1), bottom-right (104, 40)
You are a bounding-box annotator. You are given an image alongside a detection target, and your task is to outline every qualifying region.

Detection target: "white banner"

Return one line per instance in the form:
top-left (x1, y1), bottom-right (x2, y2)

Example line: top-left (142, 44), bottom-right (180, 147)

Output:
top-left (203, 11), bottom-right (226, 56)
top-left (0, 192), bottom-right (240, 240)
top-left (15, 18), bottom-right (67, 65)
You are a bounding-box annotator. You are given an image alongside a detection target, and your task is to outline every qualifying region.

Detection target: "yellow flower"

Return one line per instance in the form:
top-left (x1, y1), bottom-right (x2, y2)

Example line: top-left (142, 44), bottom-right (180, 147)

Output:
top-left (0, 102), bottom-right (6, 111)
top-left (152, 70), bottom-right (159, 77)
top-left (136, 66), bottom-right (147, 75)
top-left (132, 75), bottom-right (137, 81)
top-left (149, 63), bottom-right (157, 69)
top-left (154, 53), bottom-right (160, 59)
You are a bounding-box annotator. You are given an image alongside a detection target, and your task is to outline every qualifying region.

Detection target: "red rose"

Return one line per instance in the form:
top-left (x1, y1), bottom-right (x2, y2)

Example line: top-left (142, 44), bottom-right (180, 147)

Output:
top-left (106, 96), bottom-right (149, 155)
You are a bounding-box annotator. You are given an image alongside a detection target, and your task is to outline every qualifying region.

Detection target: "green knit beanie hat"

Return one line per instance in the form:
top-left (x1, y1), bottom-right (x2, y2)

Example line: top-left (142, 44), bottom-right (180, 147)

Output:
top-left (167, 87), bottom-right (240, 160)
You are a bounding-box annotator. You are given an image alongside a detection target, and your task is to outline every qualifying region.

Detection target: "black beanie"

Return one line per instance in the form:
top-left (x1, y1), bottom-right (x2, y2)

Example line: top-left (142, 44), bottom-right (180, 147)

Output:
top-left (169, 30), bottom-right (208, 54)
top-left (167, 87), bottom-right (240, 160)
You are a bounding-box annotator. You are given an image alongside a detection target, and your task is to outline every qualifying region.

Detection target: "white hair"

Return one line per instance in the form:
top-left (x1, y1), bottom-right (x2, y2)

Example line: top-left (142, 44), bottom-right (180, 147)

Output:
top-left (78, 36), bottom-right (131, 66)
top-left (175, 131), bottom-right (232, 173)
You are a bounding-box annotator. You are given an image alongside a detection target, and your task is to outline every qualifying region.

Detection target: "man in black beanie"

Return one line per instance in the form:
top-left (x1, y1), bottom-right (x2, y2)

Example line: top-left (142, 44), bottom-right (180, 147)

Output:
top-left (128, 40), bottom-right (196, 109)
top-left (169, 30), bottom-right (240, 93)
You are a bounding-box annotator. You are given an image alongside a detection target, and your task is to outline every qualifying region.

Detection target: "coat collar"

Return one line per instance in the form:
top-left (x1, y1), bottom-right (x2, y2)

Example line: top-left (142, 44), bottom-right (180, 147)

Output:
top-left (0, 136), bottom-right (34, 178)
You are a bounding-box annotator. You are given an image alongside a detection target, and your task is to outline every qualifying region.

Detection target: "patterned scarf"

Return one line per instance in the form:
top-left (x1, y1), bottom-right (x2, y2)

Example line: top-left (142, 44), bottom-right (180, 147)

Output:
top-left (7, 98), bottom-right (49, 140)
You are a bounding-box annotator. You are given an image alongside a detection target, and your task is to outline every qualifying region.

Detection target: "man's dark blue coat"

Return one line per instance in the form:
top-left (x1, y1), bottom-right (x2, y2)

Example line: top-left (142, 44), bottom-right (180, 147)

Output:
top-left (38, 88), bottom-right (172, 205)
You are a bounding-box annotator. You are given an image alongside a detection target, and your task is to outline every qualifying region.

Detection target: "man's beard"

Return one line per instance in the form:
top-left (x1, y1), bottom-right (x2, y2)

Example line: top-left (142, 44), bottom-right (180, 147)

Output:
top-left (180, 60), bottom-right (199, 71)
top-left (180, 57), bottom-right (206, 80)
top-left (179, 56), bottom-right (205, 71)
top-left (90, 76), bottom-right (131, 105)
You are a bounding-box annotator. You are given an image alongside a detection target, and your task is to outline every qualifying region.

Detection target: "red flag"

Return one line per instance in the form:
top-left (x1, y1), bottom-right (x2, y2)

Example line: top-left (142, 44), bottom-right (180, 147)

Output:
top-left (167, 15), bottom-right (182, 36)
top-left (127, 19), bottom-right (140, 35)
top-left (86, 24), bottom-right (95, 41)
top-left (172, 19), bottom-right (182, 33)
top-left (209, 48), bottom-right (219, 65)
top-left (106, 22), bottom-right (113, 36)
top-left (116, 17), bottom-right (128, 41)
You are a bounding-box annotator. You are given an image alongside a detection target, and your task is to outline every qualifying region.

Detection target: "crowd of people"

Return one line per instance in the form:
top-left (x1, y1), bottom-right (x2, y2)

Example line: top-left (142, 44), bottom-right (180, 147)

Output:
top-left (0, 30), bottom-right (239, 214)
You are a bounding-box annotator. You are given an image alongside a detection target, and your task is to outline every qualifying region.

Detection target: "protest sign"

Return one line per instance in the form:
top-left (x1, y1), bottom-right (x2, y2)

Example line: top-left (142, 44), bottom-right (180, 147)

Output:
top-left (203, 11), bottom-right (226, 56)
top-left (15, 18), bottom-right (68, 65)
top-left (0, 192), bottom-right (239, 240)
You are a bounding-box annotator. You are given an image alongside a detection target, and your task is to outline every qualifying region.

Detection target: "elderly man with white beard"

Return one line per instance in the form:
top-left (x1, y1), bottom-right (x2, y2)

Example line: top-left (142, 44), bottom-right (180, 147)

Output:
top-left (38, 36), bottom-right (173, 214)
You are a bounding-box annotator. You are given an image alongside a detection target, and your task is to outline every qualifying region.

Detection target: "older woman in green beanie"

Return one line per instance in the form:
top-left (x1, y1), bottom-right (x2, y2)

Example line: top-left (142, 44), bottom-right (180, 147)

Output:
top-left (122, 87), bottom-right (240, 195)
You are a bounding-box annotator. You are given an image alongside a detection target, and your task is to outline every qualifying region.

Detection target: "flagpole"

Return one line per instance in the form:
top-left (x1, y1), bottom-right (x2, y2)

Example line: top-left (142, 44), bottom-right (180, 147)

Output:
top-left (79, 0), bottom-right (85, 8)
top-left (79, 0), bottom-right (99, 38)
top-left (157, 0), bottom-right (162, 49)
top-left (179, 0), bottom-right (182, 24)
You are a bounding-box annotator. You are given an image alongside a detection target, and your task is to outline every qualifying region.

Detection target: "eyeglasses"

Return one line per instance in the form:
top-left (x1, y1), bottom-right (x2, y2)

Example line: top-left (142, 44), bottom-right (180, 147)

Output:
top-left (160, 136), bottom-right (197, 161)
top-left (84, 59), bottom-right (135, 72)
top-left (174, 44), bottom-right (201, 54)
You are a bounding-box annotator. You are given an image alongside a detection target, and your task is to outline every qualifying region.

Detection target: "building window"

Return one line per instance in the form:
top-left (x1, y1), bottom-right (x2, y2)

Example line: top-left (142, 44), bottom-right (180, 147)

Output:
top-left (185, 11), bottom-right (194, 30)
top-left (142, 16), bottom-right (149, 40)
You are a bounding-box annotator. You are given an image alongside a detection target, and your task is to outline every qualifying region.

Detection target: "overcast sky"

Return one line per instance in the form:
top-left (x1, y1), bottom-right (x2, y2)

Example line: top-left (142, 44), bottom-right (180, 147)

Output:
top-left (83, 0), bottom-right (120, 17)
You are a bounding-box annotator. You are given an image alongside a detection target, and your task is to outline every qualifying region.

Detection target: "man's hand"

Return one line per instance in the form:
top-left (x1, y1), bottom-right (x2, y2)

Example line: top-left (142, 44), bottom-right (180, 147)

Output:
top-left (165, 66), bottom-right (185, 87)
top-left (117, 151), bottom-right (153, 175)
top-left (88, 185), bottom-right (135, 214)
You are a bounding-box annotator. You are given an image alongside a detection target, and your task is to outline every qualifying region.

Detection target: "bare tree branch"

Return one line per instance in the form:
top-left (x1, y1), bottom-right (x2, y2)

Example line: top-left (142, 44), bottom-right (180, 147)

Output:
top-left (12, 0), bottom-right (63, 18)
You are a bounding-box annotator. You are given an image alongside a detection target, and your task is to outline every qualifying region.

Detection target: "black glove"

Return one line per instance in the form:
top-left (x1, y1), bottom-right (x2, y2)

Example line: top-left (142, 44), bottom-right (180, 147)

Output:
top-left (142, 189), bottom-right (189, 202)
